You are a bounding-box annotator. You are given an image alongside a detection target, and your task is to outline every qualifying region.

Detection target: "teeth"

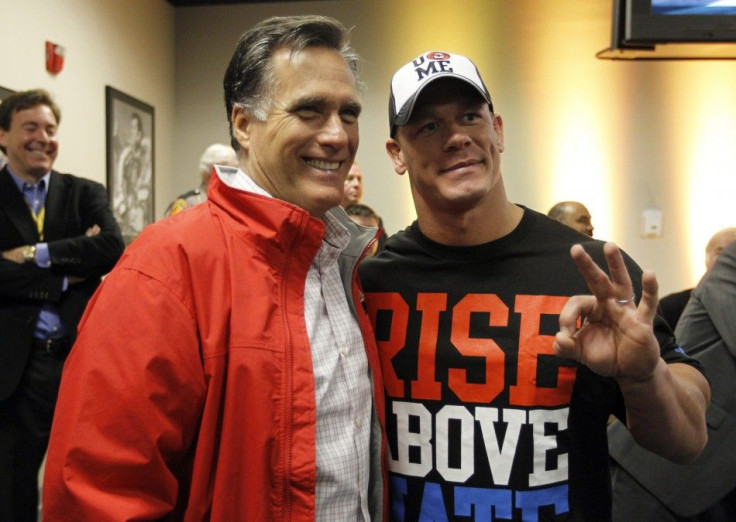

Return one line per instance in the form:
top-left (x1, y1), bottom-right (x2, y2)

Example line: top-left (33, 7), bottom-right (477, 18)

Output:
top-left (305, 159), bottom-right (341, 170)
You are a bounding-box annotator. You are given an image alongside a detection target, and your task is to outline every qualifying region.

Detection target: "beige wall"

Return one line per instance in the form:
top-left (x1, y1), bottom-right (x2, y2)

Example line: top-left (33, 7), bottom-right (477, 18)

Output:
top-left (175, 0), bottom-right (736, 295)
top-left (0, 0), bottom-right (176, 224)
top-left (3, 0), bottom-right (735, 294)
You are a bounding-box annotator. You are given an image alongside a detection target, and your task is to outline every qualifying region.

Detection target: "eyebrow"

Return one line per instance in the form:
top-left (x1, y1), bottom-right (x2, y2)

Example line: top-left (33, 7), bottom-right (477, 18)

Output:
top-left (288, 96), bottom-right (362, 115)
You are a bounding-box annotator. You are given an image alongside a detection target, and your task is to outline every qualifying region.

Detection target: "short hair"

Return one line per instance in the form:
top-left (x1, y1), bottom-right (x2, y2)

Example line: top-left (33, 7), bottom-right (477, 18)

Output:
top-left (0, 89), bottom-right (61, 153)
top-left (198, 143), bottom-right (237, 175)
top-left (547, 202), bottom-right (573, 221)
top-left (223, 15), bottom-right (362, 151)
top-left (344, 203), bottom-right (378, 220)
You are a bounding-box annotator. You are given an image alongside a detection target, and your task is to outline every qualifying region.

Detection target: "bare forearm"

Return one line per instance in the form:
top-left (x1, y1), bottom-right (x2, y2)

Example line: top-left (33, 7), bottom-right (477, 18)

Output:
top-left (620, 360), bottom-right (710, 463)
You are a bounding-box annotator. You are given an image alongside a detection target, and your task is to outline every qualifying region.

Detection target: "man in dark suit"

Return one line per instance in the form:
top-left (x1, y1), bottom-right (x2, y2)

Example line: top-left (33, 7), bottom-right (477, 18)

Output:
top-left (0, 89), bottom-right (124, 521)
top-left (659, 226), bottom-right (736, 329)
top-left (609, 241), bottom-right (736, 521)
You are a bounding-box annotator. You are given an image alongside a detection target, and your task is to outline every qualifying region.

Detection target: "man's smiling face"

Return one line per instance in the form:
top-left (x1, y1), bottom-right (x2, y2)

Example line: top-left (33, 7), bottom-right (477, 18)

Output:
top-left (0, 104), bottom-right (59, 182)
top-left (234, 46), bottom-right (361, 216)
top-left (387, 78), bottom-right (504, 216)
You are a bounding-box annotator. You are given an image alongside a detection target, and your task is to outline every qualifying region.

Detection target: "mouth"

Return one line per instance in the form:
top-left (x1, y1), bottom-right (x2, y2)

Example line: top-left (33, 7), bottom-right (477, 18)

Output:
top-left (304, 158), bottom-right (342, 171)
top-left (440, 159), bottom-right (481, 174)
top-left (27, 144), bottom-right (53, 158)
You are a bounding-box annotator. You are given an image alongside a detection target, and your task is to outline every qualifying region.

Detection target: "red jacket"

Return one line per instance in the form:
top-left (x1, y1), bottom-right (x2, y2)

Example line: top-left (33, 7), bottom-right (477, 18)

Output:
top-left (43, 168), bottom-right (387, 521)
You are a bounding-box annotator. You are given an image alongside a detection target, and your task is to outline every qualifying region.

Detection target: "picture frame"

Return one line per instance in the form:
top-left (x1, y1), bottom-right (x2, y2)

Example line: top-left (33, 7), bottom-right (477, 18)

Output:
top-left (0, 85), bottom-right (15, 171)
top-left (105, 86), bottom-right (155, 244)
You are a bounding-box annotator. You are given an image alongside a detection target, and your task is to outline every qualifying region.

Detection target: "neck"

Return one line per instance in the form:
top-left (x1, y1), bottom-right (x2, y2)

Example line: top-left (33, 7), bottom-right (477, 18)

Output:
top-left (415, 179), bottom-right (524, 246)
top-left (419, 201), bottom-right (523, 246)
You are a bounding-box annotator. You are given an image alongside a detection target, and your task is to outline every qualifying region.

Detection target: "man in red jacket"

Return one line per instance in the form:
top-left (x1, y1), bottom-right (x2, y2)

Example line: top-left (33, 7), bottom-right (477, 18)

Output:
top-left (43, 15), bottom-right (386, 521)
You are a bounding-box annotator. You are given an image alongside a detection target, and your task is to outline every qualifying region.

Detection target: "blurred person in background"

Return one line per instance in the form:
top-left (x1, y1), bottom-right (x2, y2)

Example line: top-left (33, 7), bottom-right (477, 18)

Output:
top-left (548, 200), bottom-right (594, 237)
top-left (164, 143), bottom-right (237, 216)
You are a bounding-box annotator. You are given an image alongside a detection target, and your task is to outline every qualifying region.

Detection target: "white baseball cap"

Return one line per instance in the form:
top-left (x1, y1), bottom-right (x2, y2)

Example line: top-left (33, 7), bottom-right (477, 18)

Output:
top-left (389, 50), bottom-right (493, 136)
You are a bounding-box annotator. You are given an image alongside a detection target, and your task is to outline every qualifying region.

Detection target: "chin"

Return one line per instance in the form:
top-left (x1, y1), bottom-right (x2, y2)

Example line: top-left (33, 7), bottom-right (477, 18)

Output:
top-left (304, 194), bottom-right (343, 216)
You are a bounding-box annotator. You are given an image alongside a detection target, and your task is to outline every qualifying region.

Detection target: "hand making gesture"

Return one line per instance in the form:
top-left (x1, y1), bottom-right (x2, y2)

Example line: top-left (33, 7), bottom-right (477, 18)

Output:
top-left (554, 242), bottom-right (660, 383)
top-left (555, 241), bottom-right (710, 463)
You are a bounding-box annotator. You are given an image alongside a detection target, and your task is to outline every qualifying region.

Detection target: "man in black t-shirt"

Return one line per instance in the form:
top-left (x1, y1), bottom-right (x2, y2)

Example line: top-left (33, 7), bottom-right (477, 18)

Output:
top-left (359, 50), bottom-right (710, 521)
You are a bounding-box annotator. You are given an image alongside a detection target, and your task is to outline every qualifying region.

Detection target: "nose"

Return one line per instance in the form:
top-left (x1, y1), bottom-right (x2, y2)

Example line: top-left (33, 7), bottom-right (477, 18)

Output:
top-left (318, 113), bottom-right (350, 149)
top-left (444, 124), bottom-right (472, 151)
top-left (34, 128), bottom-right (51, 142)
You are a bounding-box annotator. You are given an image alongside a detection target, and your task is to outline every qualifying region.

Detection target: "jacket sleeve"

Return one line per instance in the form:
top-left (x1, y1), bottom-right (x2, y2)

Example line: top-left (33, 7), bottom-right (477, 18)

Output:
top-left (47, 179), bottom-right (125, 278)
top-left (0, 260), bottom-right (64, 301)
top-left (43, 267), bottom-right (206, 521)
top-left (676, 242), bottom-right (736, 358)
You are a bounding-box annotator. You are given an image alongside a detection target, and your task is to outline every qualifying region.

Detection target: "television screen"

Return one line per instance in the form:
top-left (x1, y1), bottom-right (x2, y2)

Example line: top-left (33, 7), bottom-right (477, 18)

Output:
top-left (652, 1), bottom-right (736, 16)
top-left (623, 0), bottom-right (736, 45)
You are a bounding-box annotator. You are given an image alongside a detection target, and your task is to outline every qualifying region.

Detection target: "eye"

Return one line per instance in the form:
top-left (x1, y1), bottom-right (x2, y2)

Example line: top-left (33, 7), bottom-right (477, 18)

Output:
top-left (340, 110), bottom-right (359, 124)
top-left (462, 112), bottom-right (481, 123)
top-left (419, 121), bottom-right (439, 133)
top-left (340, 104), bottom-right (361, 124)
top-left (295, 106), bottom-right (321, 119)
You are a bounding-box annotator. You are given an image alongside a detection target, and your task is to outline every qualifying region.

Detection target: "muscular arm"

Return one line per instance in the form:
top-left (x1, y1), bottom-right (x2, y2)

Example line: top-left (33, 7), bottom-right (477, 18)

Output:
top-left (554, 243), bottom-right (710, 463)
top-left (617, 358), bottom-right (709, 463)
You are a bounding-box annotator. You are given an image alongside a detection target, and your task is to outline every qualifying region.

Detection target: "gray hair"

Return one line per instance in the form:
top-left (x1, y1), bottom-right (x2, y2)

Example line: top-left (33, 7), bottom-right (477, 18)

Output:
top-left (198, 143), bottom-right (237, 175)
top-left (223, 15), bottom-right (362, 151)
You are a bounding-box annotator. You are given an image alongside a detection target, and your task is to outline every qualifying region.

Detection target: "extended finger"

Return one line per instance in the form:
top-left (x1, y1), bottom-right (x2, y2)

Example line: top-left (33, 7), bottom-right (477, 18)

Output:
top-left (603, 242), bottom-right (635, 302)
top-left (637, 269), bottom-right (659, 321)
top-left (570, 244), bottom-right (615, 299)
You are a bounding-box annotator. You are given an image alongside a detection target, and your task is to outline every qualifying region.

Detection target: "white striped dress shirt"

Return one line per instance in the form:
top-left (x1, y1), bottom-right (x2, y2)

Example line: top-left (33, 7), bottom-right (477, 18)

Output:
top-left (230, 169), bottom-right (373, 520)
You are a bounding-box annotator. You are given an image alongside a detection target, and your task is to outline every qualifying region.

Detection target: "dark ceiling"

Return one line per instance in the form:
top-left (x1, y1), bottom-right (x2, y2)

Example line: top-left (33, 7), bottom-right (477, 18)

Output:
top-left (167, 0), bottom-right (308, 6)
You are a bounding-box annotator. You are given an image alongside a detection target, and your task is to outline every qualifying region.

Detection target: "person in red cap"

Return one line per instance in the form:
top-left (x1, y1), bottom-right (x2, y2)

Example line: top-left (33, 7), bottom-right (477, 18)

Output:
top-left (359, 50), bottom-right (710, 521)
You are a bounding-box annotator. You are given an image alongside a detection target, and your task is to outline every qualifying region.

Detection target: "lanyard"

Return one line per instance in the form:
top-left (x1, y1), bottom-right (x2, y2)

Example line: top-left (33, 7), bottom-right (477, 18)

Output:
top-left (29, 205), bottom-right (45, 241)
top-left (23, 180), bottom-right (46, 241)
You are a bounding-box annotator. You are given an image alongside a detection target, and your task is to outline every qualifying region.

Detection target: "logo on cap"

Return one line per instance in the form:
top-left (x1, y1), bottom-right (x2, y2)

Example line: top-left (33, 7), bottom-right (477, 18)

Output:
top-left (426, 51), bottom-right (451, 61)
top-left (412, 52), bottom-right (455, 82)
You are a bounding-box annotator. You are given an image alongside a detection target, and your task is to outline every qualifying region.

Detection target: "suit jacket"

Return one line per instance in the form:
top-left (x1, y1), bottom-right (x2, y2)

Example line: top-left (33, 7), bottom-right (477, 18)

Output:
top-left (658, 287), bottom-right (693, 330)
top-left (609, 242), bottom-right (736, 518)
top-left (0, 167), bottom-right (124, 400)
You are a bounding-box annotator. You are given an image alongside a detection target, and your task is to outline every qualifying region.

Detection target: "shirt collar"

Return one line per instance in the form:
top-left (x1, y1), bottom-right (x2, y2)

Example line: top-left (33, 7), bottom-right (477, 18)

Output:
top-left (7, 167), bottom-right (51, 194)
top-left (223, 167), bottom-right (350, 258)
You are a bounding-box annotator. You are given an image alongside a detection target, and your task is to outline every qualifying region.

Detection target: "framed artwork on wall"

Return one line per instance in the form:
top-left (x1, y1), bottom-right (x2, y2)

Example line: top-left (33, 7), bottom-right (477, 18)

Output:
top-left (105, 86), bottom-right (155, 244)
top-left (0, 85), bottom-right (15, 171)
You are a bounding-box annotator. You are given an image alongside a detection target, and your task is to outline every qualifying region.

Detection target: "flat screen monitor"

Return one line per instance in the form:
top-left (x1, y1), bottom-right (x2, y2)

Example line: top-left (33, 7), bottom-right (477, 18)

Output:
top-left (623, 0), bottom-right (736, 45)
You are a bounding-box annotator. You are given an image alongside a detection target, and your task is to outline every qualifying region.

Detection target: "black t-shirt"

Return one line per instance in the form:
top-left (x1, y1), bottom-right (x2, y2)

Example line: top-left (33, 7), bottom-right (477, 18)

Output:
top-left (359, 207), bottom-right (700, 522)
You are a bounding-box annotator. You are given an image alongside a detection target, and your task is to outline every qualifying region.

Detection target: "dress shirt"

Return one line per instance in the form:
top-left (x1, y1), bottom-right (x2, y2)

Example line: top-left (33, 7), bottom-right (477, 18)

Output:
top-left (7, 168), bottom-right (67, 339)
top-left (232, 169), bottom-right (373, 520)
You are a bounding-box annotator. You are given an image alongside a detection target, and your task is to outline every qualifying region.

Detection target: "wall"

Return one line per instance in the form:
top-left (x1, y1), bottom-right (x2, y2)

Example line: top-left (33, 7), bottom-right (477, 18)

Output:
top-left (0, 0), bottom-right (176, 221)
top-left (2, 0), bottom-right (734, 295)
top-left (176, 0), bottom-right (736, 295)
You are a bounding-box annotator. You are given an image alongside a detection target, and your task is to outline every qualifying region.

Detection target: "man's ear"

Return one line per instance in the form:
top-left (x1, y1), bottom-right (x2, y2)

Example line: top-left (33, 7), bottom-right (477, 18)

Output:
top-left (231, 106), bottom-right (255, 153)
top-left (386, 138), bottom-right (408, 175)
top-left (492, 113), bottom-right (505, 153)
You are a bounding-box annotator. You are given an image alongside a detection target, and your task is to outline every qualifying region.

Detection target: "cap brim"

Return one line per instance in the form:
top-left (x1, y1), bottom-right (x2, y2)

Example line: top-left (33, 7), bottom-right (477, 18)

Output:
top-left (391, 73), bottom-right (492, 127)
